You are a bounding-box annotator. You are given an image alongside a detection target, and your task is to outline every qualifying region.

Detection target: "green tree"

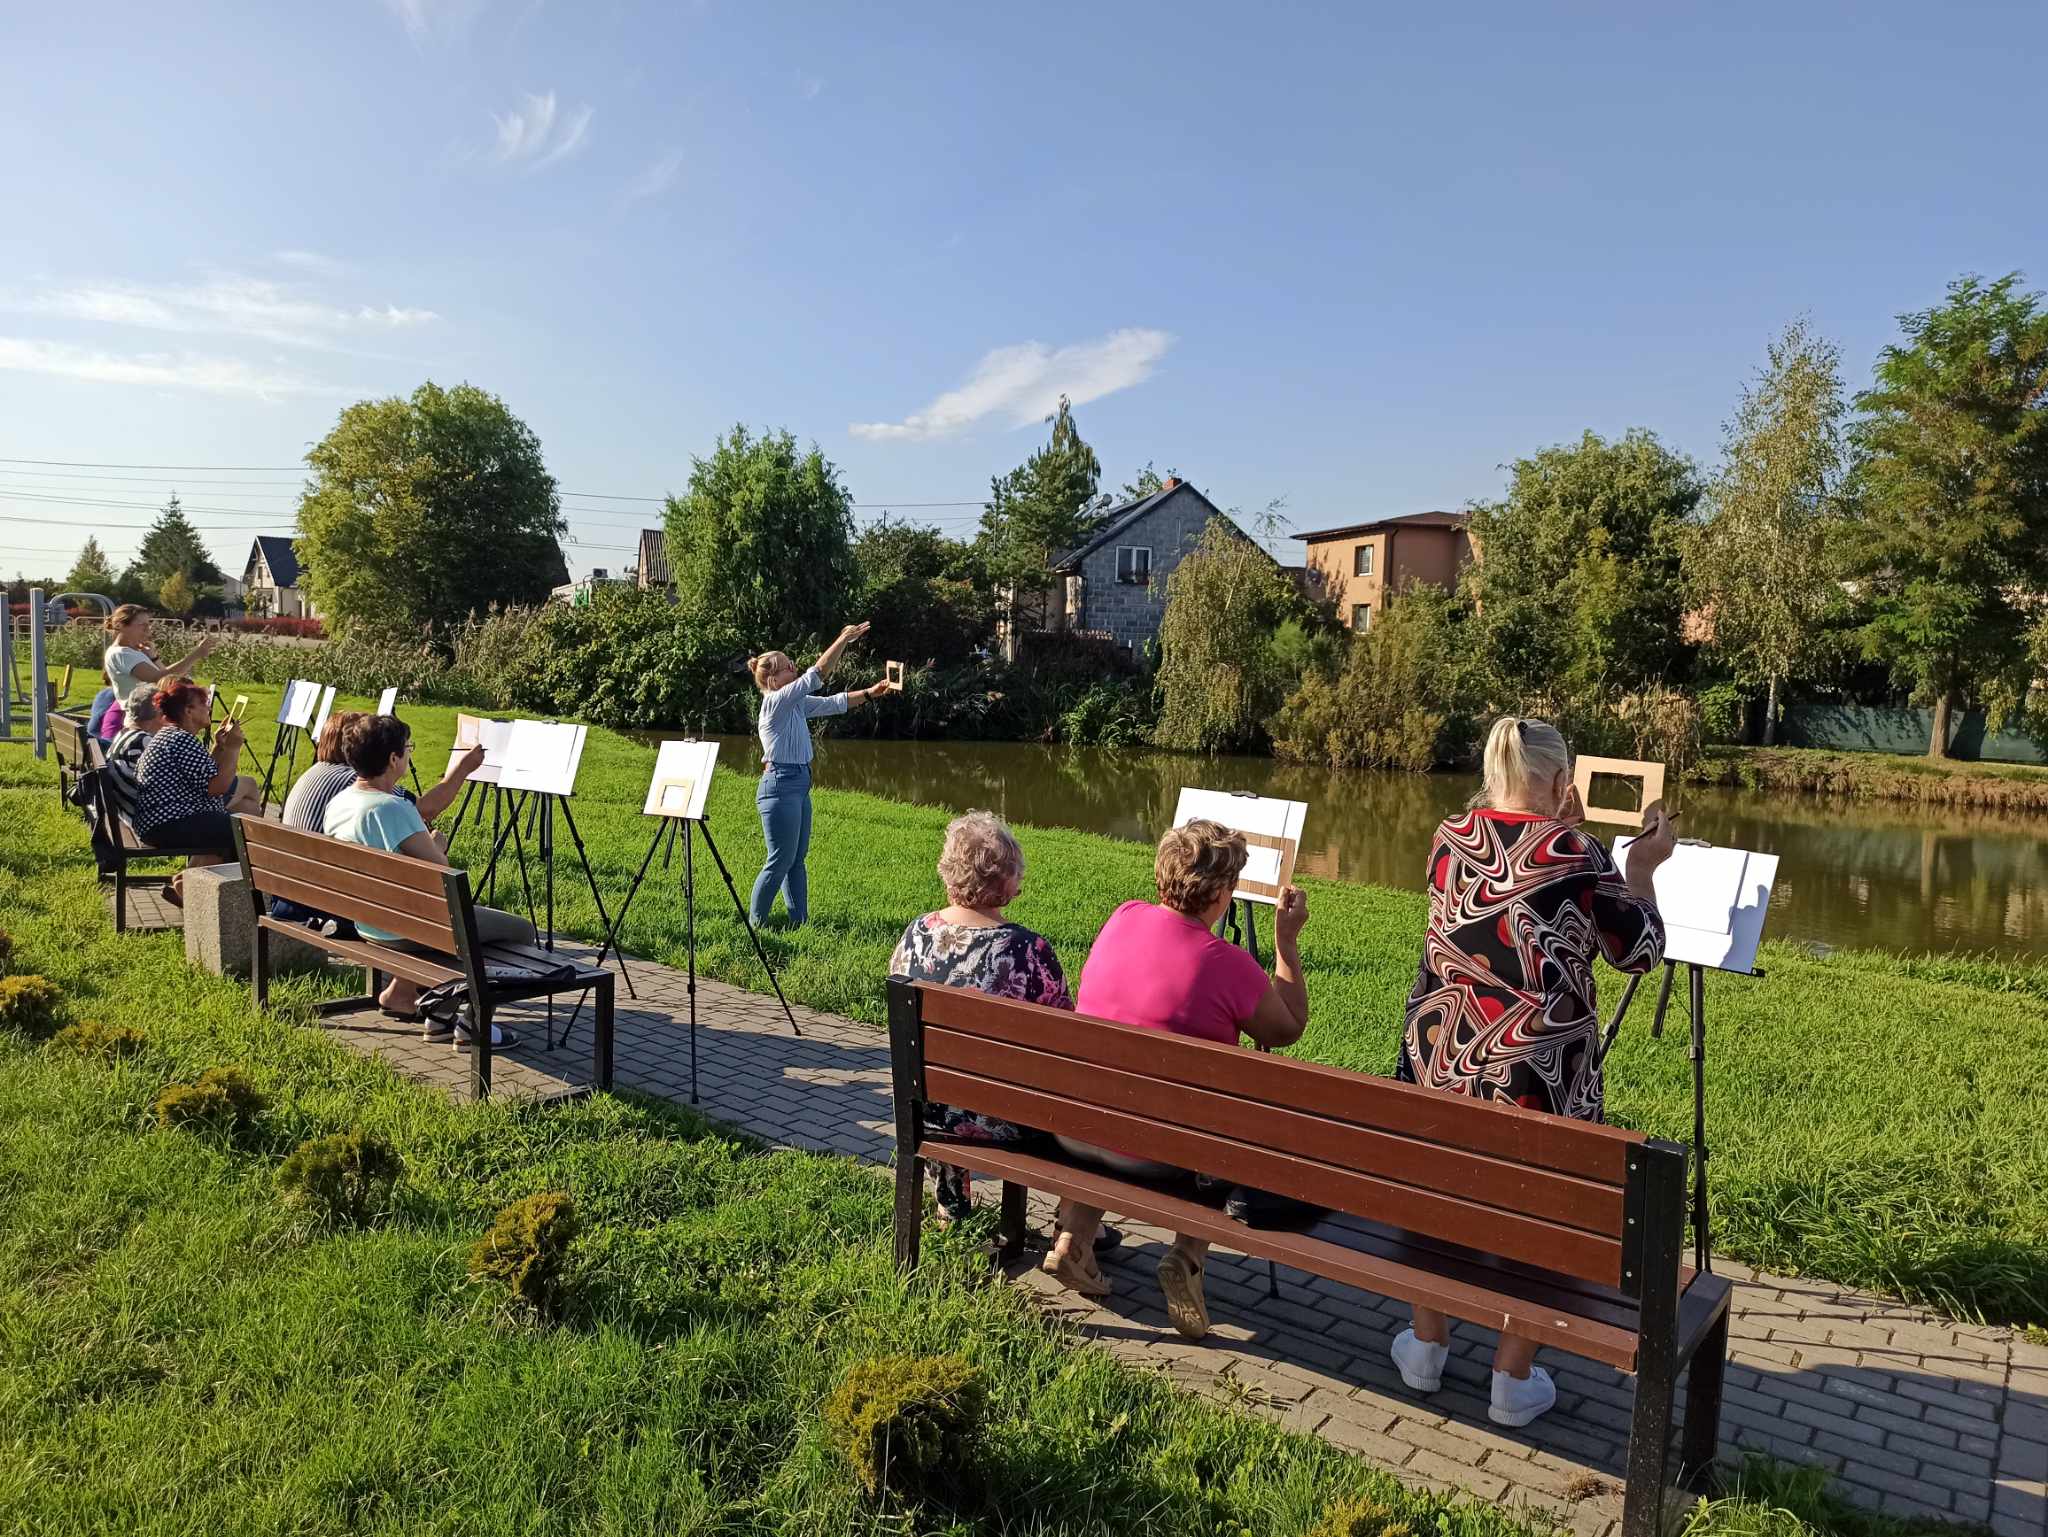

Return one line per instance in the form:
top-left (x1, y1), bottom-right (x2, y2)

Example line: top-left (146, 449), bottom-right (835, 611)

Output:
top-left (64, 537), bottom-right (118, 596)
top-left (297, 381), bottom-right (569, 638)
top-left (1468, 429), bottom-right (1700, 694)
top-left (157, 570), bottom-right (195, 616)
top-left (664, 425), bottom-right (857, 647)
top-left (852, 520), bottom-right (993, 665)
top-left (1153, 518), bottom-right (1296, 753)
top-left (976, 397), bottom-right (1105, 632)
top-left (124, 495), bottom-right (225, 596)
top-left (1686, 319), bottom-right (1849, 741)
top-left (1844, 273), bottom-right (2048, 756)
top-left (1118, 461), bottom-right (1179, 502)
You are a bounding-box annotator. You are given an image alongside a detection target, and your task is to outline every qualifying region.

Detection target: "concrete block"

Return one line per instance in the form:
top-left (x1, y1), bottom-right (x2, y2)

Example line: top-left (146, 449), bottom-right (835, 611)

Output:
top-left (183, 864), bottom-right (331, 979)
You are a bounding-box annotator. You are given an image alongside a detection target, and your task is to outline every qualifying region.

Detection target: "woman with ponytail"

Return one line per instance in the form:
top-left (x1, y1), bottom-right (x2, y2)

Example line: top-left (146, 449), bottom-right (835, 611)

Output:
top-left (1390, 715), bottom-right (1673, 1427)
top-left (746, 620), bottom-right (896, 927)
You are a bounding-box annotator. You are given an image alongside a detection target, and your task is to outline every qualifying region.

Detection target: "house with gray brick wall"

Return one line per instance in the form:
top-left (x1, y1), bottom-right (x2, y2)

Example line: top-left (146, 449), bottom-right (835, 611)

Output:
top-left (1047, 478), bottom-right (1270, 654)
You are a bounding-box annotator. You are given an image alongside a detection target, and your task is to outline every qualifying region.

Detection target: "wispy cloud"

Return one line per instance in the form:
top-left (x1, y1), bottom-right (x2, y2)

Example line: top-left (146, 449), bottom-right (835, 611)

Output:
top-left (382, 0), bottom-right (490, 45)
top-left (489, 90), bottom-right (593, 169)
top-left (798, 72), bottom-right (824, 100)
top-left (623, 148), bottom-right (684, 203)
top-left (10, 276), bottom-right (438, 350)
top-left (273, 249), bottom-right (347, 276)
top-left (850, 328), bottom-right (1174, 443)
top-left (0, 337), bottom-right (349, 399)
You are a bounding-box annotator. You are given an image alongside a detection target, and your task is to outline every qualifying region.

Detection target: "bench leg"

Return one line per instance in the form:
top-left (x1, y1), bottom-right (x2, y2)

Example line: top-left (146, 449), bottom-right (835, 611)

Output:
top-left (114, 865), bottom-right (129, 935)
top-left (592, 975), bottom-right (614, 1092)
top-left (252, 922), bottom-right (270, 1010)
top-left (1622, 1338), bottom-right (1677, 1537)
top-left (471, 1002), bottom-right (492, 1101)
top-left (998, 1181), bottom-right (1028, 1263)
top-left (893, 1152), bottom-right (924, 1272)
top-left (1678, 1308), bottom-right (1730, 1489)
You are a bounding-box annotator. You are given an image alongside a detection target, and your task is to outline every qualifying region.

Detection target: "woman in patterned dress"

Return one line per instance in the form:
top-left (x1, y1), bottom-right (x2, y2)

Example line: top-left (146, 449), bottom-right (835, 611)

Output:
top-left (1391, 716), bottom-right (1673, 1429)
top-left (889, 810), bottom-right (1073, 1225)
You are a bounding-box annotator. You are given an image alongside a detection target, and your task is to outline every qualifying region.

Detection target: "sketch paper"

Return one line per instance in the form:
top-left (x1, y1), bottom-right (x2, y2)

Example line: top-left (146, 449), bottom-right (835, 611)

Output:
top-left (281, 679), bottom-right (319, 730)
top-left (1573, 756), bottom-right (1666, 828)
top-left (644, 739), bottom-right (721, 820)
top-left (499, 720), bottom-right (588, 797)
top-left (376, 686), bottom-right (399, 715)
top-left (449, 713), bottom-right (514, 785)
top-left (1613, 837), bottom-right (1778, 974)
top-left (274, 680), bottom-right (304, 726)
top-left (309, 685), bottom-right (337, 740)
top-left (1172, 788), bottom-right (1308, 905)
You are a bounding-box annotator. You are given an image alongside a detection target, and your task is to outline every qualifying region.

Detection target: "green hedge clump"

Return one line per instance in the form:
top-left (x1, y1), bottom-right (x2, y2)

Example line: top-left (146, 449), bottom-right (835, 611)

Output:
top-left (278, 1128), bottom-right (403, 1227)
top-left (1307, 1495), bottom-right (1414, 1537)
top-left (0, 975), bottom-right (64, 1039)
top-left (52, 1019), bottom-right (147, 1061)
top-left (822, 1353), bottom-right (986, 1505)
top-left (154, 1066), bottom-right (266, 1138)
top-left (468, 1191), bottom-right (580, 1318)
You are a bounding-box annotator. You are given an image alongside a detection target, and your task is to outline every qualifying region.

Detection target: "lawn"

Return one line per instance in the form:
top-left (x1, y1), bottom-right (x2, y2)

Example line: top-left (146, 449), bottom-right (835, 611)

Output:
top-left (17, 683), bottom-right (2048, 1331)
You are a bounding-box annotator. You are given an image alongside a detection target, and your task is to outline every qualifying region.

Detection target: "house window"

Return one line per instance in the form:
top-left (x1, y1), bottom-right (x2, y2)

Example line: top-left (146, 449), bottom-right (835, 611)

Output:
top-left (1351, 603), bottom-right (1372, 632)
top-left (1116, 546), bottom-right (1152, 585)
top-left (1353, 544), bottom-right (1374, 578)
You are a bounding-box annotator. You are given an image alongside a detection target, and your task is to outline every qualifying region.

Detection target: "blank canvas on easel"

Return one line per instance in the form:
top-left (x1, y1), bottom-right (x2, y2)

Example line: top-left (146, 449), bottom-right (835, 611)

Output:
top-left (499, 720), bottom-right (588, 797)
top-left (1613, 836), bottom-right (1779, 974)
top-left (450, 713), bottom-right (514, 784)
top-left (644, 740), bottom-right (720, 820)
top-left (1171, 787), bottom-right (1308, 906)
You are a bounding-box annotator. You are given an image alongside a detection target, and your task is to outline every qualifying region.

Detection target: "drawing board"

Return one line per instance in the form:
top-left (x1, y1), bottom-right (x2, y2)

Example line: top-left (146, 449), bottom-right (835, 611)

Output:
top-left (280, 679), bottom-right (319, 730)
top-left (1573, 755), bottom-right (1666, 828)
top-left (309, 685), bottom-right (337, 740)
top-left (1612, 836), bottom-right (1778, 974)
top-left (274, 680), bottom-right (305, 727)
top-left (498, 719), bottom-right (589, 797)
top-left (1172, 787), bottom-right (1308, 905)
top-left (376, 686), bottom-right (399, 715)
top-left (449, 713), bottom-right (514, 785)
top-left (643, 739), bottom-right (720, 820)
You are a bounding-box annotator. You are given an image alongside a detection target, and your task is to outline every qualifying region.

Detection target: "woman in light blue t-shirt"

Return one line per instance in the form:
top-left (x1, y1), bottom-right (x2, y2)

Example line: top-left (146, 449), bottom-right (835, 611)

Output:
top-left (745, 619), bottom-right (895, 928)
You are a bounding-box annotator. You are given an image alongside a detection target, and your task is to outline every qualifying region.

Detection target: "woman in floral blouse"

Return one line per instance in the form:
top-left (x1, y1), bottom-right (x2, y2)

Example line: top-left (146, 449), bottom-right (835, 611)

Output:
top-left (889, 809), bottom-right (1071, 1224)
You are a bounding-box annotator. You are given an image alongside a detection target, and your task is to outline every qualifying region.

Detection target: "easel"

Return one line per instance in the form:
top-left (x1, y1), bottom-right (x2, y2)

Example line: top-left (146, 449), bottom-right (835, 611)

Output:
top-left (564, 741), bottom-right (801, 1103)
top-left (258, 681), bottom-right (316, 808)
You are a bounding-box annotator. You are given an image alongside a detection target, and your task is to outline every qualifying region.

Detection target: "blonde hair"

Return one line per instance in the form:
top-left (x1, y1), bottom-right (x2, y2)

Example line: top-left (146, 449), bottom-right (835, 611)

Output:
top-left (748, 651), bottom-right (792, 691)
top-left (937, 810), bottom-right (1024, 909)
top-left (106, 603), bottom-right (148, 635)
top-left (1474, 715), bottom-right (1573, 811)
top-left (1155, 819), bottom-right (1248, 915)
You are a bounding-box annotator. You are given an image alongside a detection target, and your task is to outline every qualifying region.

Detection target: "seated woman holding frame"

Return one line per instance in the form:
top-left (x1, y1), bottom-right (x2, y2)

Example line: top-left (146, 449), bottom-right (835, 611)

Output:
top-left (129, 680), bottom-right (263, 902)
top-left (1041, 820), bottom-right (1309, 1340)
top-left (1392, 715), bottom-right (1672, 1427)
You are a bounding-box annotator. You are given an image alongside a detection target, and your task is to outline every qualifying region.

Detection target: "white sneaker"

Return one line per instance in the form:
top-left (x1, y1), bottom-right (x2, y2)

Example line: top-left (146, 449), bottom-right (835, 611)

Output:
top-left (1490, 1365), bottom-right (1557, 1426)
top-left (1391, 1328), bottom-right (1448, 1392)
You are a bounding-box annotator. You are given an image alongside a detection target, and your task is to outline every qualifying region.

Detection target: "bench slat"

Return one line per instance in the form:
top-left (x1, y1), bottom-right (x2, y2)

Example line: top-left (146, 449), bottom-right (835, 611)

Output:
top-left (252, 868), bottom-right (459, 953)
top-left (256, 916), bottom-right (462, 987)
top-left (245, 841), bottom-right (460, 933)
top-left (923, 1141), bottom-right (1644, 1367)
top-left (925, 1068), bottom-right (1625, 1288)
top-left (928, 1027), bottom-right (1622, 1235)
top-left (916, 985), bottom-right (1635, 1185)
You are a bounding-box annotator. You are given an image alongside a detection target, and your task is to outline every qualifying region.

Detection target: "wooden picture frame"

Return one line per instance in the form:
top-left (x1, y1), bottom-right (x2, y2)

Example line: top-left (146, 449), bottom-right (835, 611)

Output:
top-left (1572, 755), bottom-right (1666, 828)
top-left (1232, 829), bottom-right (1300, 902)
top-left (885, 660), bottom-right (904, 689)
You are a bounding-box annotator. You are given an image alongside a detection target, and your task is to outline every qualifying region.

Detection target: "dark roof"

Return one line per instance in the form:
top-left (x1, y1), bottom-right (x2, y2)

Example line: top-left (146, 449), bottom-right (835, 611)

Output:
top-left (250, 535), bottom-right (300, 588)
top-left (1296, 510), bottom-right (1470, 544)
top-left (638, 528), bottom-right (672, 586)
top-left (1052, 481), bottom-right (1254, 572)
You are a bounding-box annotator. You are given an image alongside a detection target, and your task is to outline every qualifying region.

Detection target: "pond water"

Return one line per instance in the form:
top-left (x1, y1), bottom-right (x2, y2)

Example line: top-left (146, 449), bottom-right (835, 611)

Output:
top-left (674, 734), bottom-right (2048, 963)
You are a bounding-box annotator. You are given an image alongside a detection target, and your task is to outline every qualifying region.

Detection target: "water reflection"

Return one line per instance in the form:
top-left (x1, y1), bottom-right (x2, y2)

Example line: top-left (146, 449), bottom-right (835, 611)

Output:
top-left (670, 734), bottom-right (2048, 962)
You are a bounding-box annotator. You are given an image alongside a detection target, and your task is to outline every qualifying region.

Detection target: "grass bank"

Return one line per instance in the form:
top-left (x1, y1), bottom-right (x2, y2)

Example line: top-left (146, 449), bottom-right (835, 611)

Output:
top-left (1698, 744), bottom-right (2048, 812)
top-left (23, 685), bottom-right (2048, 1328)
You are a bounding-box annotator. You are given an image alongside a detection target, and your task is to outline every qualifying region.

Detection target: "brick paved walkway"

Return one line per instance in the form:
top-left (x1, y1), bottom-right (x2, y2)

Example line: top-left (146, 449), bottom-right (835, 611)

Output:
top-left (313, 948), bottom-right (2046, 1536)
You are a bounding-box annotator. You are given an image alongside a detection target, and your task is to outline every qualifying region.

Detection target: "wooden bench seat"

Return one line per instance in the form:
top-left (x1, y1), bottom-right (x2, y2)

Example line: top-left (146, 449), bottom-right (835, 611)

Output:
top-left (888, 979), bottom-right (1733, 1537)
top-left (235, 816), bottom-right (614, 1098)
top-left (53, 711), bottom-right (223, 932)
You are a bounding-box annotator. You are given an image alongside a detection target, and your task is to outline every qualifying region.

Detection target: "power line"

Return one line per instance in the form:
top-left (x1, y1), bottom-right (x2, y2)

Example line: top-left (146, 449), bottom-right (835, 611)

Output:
top-left (0, 468), bottom-right (306, 487)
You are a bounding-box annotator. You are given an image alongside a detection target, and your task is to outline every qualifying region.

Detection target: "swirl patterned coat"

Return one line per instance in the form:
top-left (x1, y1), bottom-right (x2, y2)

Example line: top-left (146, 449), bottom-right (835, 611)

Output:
top-left (1399, 809), bottom-right (1665, 1122)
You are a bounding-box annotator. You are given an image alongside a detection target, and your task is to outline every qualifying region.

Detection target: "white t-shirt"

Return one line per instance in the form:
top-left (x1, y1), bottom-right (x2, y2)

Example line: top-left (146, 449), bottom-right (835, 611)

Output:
top-left (105, 644), bottom-right (152, 700)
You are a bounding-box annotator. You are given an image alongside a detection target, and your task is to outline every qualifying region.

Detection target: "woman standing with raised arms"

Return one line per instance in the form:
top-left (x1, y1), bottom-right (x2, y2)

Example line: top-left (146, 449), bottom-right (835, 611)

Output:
top-left (747, 620), bottom-right (895, 927)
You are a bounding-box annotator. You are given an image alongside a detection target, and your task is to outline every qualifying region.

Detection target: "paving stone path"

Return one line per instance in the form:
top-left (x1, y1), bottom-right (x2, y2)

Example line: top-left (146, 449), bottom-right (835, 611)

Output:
top-left (309, 947), bottom-right (2046, 1536)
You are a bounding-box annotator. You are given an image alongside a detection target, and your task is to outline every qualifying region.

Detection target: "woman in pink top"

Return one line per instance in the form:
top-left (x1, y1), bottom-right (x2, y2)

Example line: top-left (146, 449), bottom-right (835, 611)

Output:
top-left (1042, 819), bottom-right (1310, 1340)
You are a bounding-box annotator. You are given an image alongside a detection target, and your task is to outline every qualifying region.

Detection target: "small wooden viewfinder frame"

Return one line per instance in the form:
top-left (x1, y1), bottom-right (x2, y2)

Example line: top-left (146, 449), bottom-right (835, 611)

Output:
top-left (1233, 829), bottom-right (1300, 902)
top-left (885, 660), bottom-right (904, 689)
top-left (228, 694), bottom-right (251, 725)
top-left (1572, 755), bottom-right (1666, 828)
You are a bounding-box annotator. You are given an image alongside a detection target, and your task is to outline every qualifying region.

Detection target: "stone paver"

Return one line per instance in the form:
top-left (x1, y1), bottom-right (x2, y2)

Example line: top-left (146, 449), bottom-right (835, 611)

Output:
top-left (306, 944), bottom-right (2046, 1534)
top-left (109, 882), bottom-right (183, 932)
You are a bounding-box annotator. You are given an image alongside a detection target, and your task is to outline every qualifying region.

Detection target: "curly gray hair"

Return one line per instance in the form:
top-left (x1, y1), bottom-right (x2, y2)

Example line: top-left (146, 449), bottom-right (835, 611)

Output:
top-left (937, 810), bottom-right (1024, 909)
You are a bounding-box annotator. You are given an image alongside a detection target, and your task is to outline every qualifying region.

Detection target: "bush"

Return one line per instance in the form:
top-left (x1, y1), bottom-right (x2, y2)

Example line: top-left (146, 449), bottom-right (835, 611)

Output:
top-left (505, 588), bottom-right (752, 731)
top-left (52, 1019), bottom-right (146, 1060)
top-left (0, 975), bottom-right (64, 1040)
top-left (0, 926), bottom-right (14, 974)
top-left (154, 1066), bottom-right (266, 1138)
top-left (278, 1128), bottom-right (403, 1227)
top-left (468, 1191), bottom-right (580, 1317)
top-left (1057, 678), bottom-right (1156, 748)
top-left (1307, 1495), bottom-right (1413, 1537)
top-left (823, 1353), bottom-right (985, 1504)
top-left (1699, 680), bottom-right (1751, 743)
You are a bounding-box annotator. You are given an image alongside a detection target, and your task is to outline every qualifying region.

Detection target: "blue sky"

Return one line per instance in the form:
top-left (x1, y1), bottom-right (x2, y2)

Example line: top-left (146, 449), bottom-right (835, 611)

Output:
top-left (3, 1), bottom-right (2042, 584)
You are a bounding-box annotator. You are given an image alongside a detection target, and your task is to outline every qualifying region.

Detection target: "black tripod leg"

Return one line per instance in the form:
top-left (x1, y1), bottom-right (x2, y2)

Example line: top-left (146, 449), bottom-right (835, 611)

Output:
top-left (1649, 959), bottom-right (1678, 1038)
top-left (1596, 970), bottom-right (1645, 1068)
top-left (502, 793), bottom-right (542, 939)
top-left (686, 820), bottom-right (699, 1104)
top-left (445, 780), bottom-right (476, 848)
top-left (555, 817), bottom-right (670, 1049)
top-left (1689, 963), bottom-right (1710, 1274)
top-left (1238, 899), bottom-right (1262, 966)
top-left (699, 820), bottom-right (801, 1037)
top-left (558, 797), bottom-right (633, 997)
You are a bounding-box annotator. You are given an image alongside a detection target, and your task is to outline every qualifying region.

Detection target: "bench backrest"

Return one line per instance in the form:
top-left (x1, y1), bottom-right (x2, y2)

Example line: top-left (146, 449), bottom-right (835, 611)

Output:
top-left (889, 980), bottom-right (1685, 1299)
top-left (50, 712), bottom-right (94, 786)
top-left (233, 815), bottom-right (471, 956)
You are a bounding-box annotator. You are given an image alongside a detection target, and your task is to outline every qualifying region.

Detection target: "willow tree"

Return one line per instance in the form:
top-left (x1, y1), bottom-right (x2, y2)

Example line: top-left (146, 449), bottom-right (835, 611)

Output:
top-left (1686, 318), bottom-right (1848, 741)
top-left (1153, 518), bottom-right (1296, 754)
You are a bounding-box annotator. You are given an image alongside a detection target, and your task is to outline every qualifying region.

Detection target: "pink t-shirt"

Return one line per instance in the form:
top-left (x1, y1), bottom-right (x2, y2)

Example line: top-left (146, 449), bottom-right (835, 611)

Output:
top-left (1075, 900), bottom-right (1271, 1045)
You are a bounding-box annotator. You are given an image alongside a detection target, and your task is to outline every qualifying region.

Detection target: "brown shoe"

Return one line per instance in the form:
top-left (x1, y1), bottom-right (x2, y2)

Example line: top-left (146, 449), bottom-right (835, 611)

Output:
top-left (1157, 1248), bottom-right (1209, 1339)
top-left (1042, 1242), bottom-right (1111, 1299)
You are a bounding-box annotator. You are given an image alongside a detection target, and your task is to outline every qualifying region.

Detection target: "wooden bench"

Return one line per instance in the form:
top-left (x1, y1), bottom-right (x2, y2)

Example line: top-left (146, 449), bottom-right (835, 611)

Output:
top-left (886, 981), bottom-right (1733, 1537)
top-left (53, 713), bottom-right (225, 933)
top-left (233, 816), bottom-right (614, 1099)
top-left (48, 710), bottom-right (96, 821)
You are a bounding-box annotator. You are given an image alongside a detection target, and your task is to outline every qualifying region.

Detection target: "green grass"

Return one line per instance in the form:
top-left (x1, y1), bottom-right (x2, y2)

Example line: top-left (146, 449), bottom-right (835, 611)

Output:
top-left (27, 681), bottom-right (2048, 1327)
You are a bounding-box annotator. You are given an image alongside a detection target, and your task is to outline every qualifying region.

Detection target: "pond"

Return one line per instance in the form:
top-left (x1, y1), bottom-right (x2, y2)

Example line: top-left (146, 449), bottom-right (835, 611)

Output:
top-left (673, 734), bottom-right (2048, 964)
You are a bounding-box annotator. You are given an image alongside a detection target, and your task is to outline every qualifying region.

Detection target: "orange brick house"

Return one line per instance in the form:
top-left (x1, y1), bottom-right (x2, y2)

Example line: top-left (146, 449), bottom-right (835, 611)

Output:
top-left (1297, 510), bottom-right (1474, 630)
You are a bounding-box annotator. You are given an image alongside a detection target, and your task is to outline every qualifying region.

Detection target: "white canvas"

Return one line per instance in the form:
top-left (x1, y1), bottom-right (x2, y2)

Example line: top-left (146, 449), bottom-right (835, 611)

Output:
top-left (1171, 788), bottom-right (1309, 906)
top-left (309, 684), bottom-right (337, 740)
top-left (643, 739), bottom-right (721, 820)
top-left (1613, 837), bottom-right (1779, 974)
top-left (449, 713), bottom-right (514, 785)
top-left (376, 686), bottom-right (399, 715)
top-left (499, 719), bottom-right (588, 797)
top-left (274, 680), bottom-right (307, 726)
top-left (282, 679), bottom-right (320, 729)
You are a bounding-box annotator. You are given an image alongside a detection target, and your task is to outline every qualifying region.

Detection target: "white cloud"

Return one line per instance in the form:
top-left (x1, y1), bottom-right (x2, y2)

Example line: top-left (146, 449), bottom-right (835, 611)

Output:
top-left (850, 327), bottom-right (1173, 443)
top-left (490, 91), bottom-right (592, 169)
top-left (798, 72), bottom-right (824, 100)
top-left (623, 148), bottom-right (684, 202)
top-left (12, 276), bottom-right (439, 349)
top-left (273, 249), bottom-right (347, 275)
top-left (0, 337), bottom-right (348, 399)
top-left (382, 0), bottom-right (490, 45)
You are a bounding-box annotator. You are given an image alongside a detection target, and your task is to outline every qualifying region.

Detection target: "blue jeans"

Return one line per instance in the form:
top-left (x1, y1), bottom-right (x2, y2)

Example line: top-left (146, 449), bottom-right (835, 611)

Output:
top-left (751, 762), bottom-right (813, 927)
